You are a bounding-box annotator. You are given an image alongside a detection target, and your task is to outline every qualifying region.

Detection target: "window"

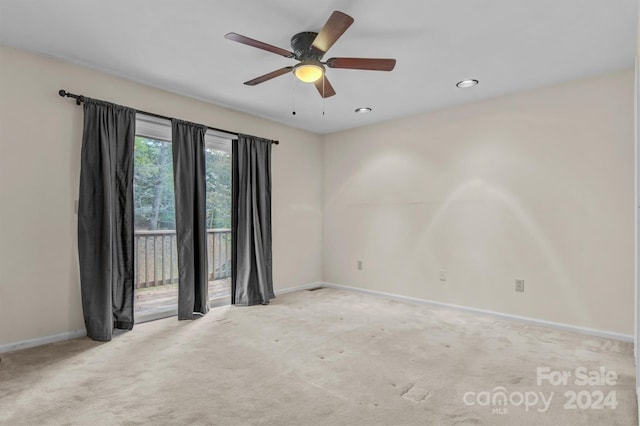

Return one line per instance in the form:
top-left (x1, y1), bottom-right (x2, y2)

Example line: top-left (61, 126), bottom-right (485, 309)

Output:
top-left (133, 115), bottom-right (234, 321)
top-left (204, 133), bottom-right (232, 307)
top-left (133, 116), bottom-right (177, 322)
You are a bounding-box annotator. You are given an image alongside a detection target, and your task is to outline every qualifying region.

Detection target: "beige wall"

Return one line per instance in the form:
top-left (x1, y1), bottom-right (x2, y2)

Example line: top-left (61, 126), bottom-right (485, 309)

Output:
top-left (322, 70), bottom-right (634, 335)
top-left (0, 46), bottom-right (322, 346)
top-left (634, 4), bottom-right (639, 372)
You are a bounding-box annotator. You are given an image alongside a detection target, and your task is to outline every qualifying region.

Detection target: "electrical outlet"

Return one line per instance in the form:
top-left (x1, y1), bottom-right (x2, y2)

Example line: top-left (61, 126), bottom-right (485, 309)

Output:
top-left (515, 279), bottom-right (525, 292)
top-left (439, 270), bottom-right (447, 282)
top-left (357, 260), bottom-right (363, 270)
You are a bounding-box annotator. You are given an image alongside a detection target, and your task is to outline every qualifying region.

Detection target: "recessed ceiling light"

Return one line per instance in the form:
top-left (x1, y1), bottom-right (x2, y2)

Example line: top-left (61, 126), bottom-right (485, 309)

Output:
top-left (355, 107), bottom-right (372, 113)
top-left (456, 79), bottom-right (479, 88)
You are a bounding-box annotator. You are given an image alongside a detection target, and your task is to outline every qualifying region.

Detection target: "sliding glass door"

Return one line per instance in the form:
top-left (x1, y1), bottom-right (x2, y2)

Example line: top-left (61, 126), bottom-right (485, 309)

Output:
top-left (133, 116), bottom-right (234, 321)
top-left (133, 133), bottom-right (178, 320)
top-left (205, 134), bottom-right (232, 307)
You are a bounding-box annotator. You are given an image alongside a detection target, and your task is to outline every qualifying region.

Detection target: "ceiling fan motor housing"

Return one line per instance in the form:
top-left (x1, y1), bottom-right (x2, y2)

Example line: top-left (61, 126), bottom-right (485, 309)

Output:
top-left (291, 32), bottom-right (322, 61)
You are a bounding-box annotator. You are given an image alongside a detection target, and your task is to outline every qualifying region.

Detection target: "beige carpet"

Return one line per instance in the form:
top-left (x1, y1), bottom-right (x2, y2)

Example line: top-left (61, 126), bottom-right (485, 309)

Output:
top-left (0, 288), bottom-right (636, 425)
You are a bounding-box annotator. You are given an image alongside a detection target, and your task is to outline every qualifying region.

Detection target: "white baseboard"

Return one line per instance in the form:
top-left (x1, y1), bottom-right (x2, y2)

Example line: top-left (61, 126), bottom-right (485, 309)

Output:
top-left (321, 282), bottom-right (633, 342)
top-left (3, 281), bottom-right (628, 354)
top-left (275, 282), bottom-right (323, 296)
top-left (0, 329), bottom-right (86, 354)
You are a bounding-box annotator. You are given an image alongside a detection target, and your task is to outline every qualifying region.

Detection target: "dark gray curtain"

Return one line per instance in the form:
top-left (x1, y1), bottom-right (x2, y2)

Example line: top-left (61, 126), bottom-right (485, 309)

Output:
top-left (172, 119), bottom-right (209, 319)
top-left (78, 99), bottom-right (135, 341)
top-left (232, 134), bottom-right (274, 306)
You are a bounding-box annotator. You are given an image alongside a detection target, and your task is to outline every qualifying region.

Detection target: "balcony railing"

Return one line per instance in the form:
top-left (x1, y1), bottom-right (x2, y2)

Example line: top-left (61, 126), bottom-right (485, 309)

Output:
top-left (134, 229), bottom-right (231, 289)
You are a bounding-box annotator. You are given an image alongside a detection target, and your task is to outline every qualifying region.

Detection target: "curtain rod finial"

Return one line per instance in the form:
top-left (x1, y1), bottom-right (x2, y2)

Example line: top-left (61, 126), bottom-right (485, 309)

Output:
top-left (58, 89), bottom-right (67, 97)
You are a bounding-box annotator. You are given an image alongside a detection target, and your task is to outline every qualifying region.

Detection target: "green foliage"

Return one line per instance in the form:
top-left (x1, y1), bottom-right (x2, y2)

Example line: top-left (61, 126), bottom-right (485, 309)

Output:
top-left (134, 136), bottom-right (231, 231)
top-left (205, 149), bottom-right (232, 229)
top-left (134, 137), bottom-right (174, 230)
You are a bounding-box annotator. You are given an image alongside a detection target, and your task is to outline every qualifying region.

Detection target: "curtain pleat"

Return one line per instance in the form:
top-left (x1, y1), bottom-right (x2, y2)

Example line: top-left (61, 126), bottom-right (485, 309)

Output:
top-left (232, 134), bottom-right (273, 306)
top-left (78, 99), bottom-right (135, 341)
top-left (172, 119), bottom-right (209, 319)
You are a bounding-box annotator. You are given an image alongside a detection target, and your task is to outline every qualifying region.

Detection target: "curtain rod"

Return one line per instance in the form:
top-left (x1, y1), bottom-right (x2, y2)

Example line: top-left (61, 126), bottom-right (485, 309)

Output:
top-left (58, 89), bottom-right (279, 145)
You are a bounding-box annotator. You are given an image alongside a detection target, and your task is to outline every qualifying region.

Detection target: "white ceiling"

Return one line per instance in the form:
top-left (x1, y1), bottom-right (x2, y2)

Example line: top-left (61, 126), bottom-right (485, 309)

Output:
top-left (0, 0), bottom-right (637, 134)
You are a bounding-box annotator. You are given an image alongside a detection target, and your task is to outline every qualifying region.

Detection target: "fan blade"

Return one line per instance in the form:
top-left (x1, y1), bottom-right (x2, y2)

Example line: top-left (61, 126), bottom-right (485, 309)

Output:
top-left (314, 75), bottom-right (336, 98)
top-left (311, 11), bottom-right (354, 53)
top-left (326, 57), bottom-right (396, 71)
top-left (244, 67), bottom-right (293, 86)
top-left (225, 32), bottom-right (295, 58)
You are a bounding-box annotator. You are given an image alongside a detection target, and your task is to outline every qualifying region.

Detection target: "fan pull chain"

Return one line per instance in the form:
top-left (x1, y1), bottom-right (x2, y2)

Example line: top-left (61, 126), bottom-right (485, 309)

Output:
top-left (322, 77), bottom-right (325, 116)
top-left (292, 76), bottom-right (296, 116)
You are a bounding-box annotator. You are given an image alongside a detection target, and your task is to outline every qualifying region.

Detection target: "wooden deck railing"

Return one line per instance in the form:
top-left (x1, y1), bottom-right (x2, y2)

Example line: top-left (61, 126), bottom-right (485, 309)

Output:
top-left (134, 229), bottom-right (231, 289)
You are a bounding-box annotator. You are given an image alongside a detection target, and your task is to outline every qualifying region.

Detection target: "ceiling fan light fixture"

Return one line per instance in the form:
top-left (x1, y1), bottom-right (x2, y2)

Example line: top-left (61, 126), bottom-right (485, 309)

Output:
top-left (456, 79), bottom-right (479, 88)
top-left (293, 63), bottom-right (324, 83)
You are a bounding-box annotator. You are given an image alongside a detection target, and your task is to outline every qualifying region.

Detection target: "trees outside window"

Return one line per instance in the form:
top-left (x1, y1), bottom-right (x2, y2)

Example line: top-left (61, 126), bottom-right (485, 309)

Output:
top-left (204, 147), bottom-right (231, 230)
top-left (134, 137), bottom-right (174, 231)
top-left (133, 136), bottom-right (231, 231)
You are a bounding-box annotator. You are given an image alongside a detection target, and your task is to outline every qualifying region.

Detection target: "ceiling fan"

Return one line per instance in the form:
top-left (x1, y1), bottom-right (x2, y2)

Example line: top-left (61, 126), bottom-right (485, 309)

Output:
top-left (225, 11), bottom-right (396, 98)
